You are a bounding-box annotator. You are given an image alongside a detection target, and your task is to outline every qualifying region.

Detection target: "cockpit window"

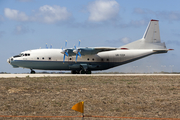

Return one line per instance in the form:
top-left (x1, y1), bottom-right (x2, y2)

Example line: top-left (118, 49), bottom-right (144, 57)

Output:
top-left (13, 55), bottom-right (21, 58)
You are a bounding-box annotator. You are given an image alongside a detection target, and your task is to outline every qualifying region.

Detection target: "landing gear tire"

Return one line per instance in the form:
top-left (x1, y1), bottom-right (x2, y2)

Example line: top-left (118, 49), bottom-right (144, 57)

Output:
top-left (80, 70), bottom-right (86, 74)
top-left (86, 70), bottom-right (91, 74)
top-left (30, 69), bottom-right (36, 74)
top-left (71, 70), bottom-right (76, 74)
top-left (71, 70), bottom-right (91, 74)
top-left (71, 70), bottom-right (80, 74)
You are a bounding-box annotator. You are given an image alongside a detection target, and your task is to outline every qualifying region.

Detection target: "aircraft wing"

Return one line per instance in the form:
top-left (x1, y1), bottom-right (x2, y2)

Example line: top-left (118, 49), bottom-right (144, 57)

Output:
top-left (67, 47), bottom-right (117, 56)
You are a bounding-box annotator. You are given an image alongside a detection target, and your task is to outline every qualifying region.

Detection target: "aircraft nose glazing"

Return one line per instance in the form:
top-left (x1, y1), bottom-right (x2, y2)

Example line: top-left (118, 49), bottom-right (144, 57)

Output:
top-left (7, 57), bottom-right (13, 64)
top-left (7, 58), bottom-right (10, 64)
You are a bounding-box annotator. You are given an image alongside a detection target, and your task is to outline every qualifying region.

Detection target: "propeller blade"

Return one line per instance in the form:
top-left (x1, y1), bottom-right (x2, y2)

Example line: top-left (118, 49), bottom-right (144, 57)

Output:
top-left (65, 51), bottom-right (68, 56)
top-left (73, 40), bottom-right (82, 62)
top-left (63, 54), bottom-right (65, 62)
top-left (65, 40), bottom-right (67, 48)
top-left (61, 40), bottom-right (69, 63)
top-left (78, 40), bottom-right (81, 47)
top-left (78, 51), bottom-right (81, 57)
top-left (75, 54), bottom-right (78, 62)
top-left (74, 45), bottom-right (76, 49)
top-left (46, 43), bottom-right (48, 49)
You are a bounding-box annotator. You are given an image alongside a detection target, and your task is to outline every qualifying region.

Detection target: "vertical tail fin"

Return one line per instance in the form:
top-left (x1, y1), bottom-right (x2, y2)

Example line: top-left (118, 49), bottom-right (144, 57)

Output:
top-left (120, 19), bottom-right (167, 49)
top-left (142, 20), bottom-right (161, 43)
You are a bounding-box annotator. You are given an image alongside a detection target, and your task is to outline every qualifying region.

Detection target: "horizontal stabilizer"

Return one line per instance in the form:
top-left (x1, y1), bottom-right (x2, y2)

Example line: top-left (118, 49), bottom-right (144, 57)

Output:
top-left (153, 49), bottom-right (174, 53)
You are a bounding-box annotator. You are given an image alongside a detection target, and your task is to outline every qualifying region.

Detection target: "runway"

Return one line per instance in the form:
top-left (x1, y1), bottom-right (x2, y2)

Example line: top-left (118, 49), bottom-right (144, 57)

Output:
top-left (0, 74), bottom-right (180, 78)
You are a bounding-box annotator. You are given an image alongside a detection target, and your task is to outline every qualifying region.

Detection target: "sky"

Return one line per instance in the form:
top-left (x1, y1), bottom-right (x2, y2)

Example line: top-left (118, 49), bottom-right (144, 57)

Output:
top-left (0, 0), bottom-right (180, 73)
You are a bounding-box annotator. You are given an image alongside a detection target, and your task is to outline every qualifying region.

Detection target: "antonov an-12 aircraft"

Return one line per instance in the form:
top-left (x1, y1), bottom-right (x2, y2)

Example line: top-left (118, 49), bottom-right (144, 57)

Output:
top-left (7, 20), bottom-right (173, 74)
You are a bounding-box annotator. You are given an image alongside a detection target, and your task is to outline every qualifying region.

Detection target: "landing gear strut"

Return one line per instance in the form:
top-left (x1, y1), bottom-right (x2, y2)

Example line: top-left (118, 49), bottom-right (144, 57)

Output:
top-left (30, 69), bottom-right (36, 74)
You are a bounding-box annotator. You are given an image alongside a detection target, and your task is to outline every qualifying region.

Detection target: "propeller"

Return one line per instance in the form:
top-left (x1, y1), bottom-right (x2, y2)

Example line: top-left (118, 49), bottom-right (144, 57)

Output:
top-left (61, 40), bottom-right (68, 63)
top-left (46, 43), bottom-right (48, 49)
top-left (50, 44), bottom-right (52, 49)
top-left (73, 40), bottom-right (81, 62)
top-left (46, 43), bottom-right (53, 49)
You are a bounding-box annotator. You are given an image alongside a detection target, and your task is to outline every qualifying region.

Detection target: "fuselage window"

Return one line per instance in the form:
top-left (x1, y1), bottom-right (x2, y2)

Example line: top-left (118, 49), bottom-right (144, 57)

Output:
top-left (37, 57), bottom-right (39, 59)
top-left (49, 57), bottom-right (51, 60)
top-left (69, 58), bottom-right (72, 60)
top-left (92, 58), bottom-right (94, 61)
top-left (87, 58), bottom-right (89, 61)
top-left (101, 59), bottom-right (103, 61)
top-left (24, 53), bottom-right (30, 56)
top-left (107, 59), bottom-right (109, 61)
top-left (42, 57), bottom-right (44, 60)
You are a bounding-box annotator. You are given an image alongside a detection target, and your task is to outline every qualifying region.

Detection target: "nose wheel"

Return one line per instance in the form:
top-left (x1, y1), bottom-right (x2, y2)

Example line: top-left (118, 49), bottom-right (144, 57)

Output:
top-left (30, 69), bottom-right (36, 74)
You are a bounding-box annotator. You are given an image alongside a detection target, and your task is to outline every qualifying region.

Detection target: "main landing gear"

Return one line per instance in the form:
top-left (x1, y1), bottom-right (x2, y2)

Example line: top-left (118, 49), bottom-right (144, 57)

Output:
top-left (30, 69), bottom-right (36, 74)
top-left (71, 70), bottom-right (91, 74)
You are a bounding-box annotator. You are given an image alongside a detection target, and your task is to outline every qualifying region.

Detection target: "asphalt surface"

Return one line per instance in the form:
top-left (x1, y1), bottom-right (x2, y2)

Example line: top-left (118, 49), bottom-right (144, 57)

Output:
top-left (0, 74), bottom-right (180, 78)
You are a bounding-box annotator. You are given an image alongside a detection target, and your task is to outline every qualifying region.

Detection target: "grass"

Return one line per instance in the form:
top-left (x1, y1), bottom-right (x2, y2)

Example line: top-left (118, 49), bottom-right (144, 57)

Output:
top-left (0, 76), bottom-right (180, 120)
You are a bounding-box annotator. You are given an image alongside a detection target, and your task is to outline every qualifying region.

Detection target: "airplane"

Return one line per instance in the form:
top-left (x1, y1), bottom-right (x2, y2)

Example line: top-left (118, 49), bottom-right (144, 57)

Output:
top-left (7, 19), bottom-right (173, 74)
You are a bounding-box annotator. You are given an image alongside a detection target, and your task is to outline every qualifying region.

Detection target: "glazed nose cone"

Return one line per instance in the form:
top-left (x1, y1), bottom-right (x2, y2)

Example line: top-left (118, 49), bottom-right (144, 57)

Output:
top-left (7, 58), bottom-right (11, 64)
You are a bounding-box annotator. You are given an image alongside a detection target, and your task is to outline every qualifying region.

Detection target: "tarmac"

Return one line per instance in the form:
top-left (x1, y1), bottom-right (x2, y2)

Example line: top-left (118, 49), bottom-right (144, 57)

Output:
top-left (0, 74), bottom-right (180, 78)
